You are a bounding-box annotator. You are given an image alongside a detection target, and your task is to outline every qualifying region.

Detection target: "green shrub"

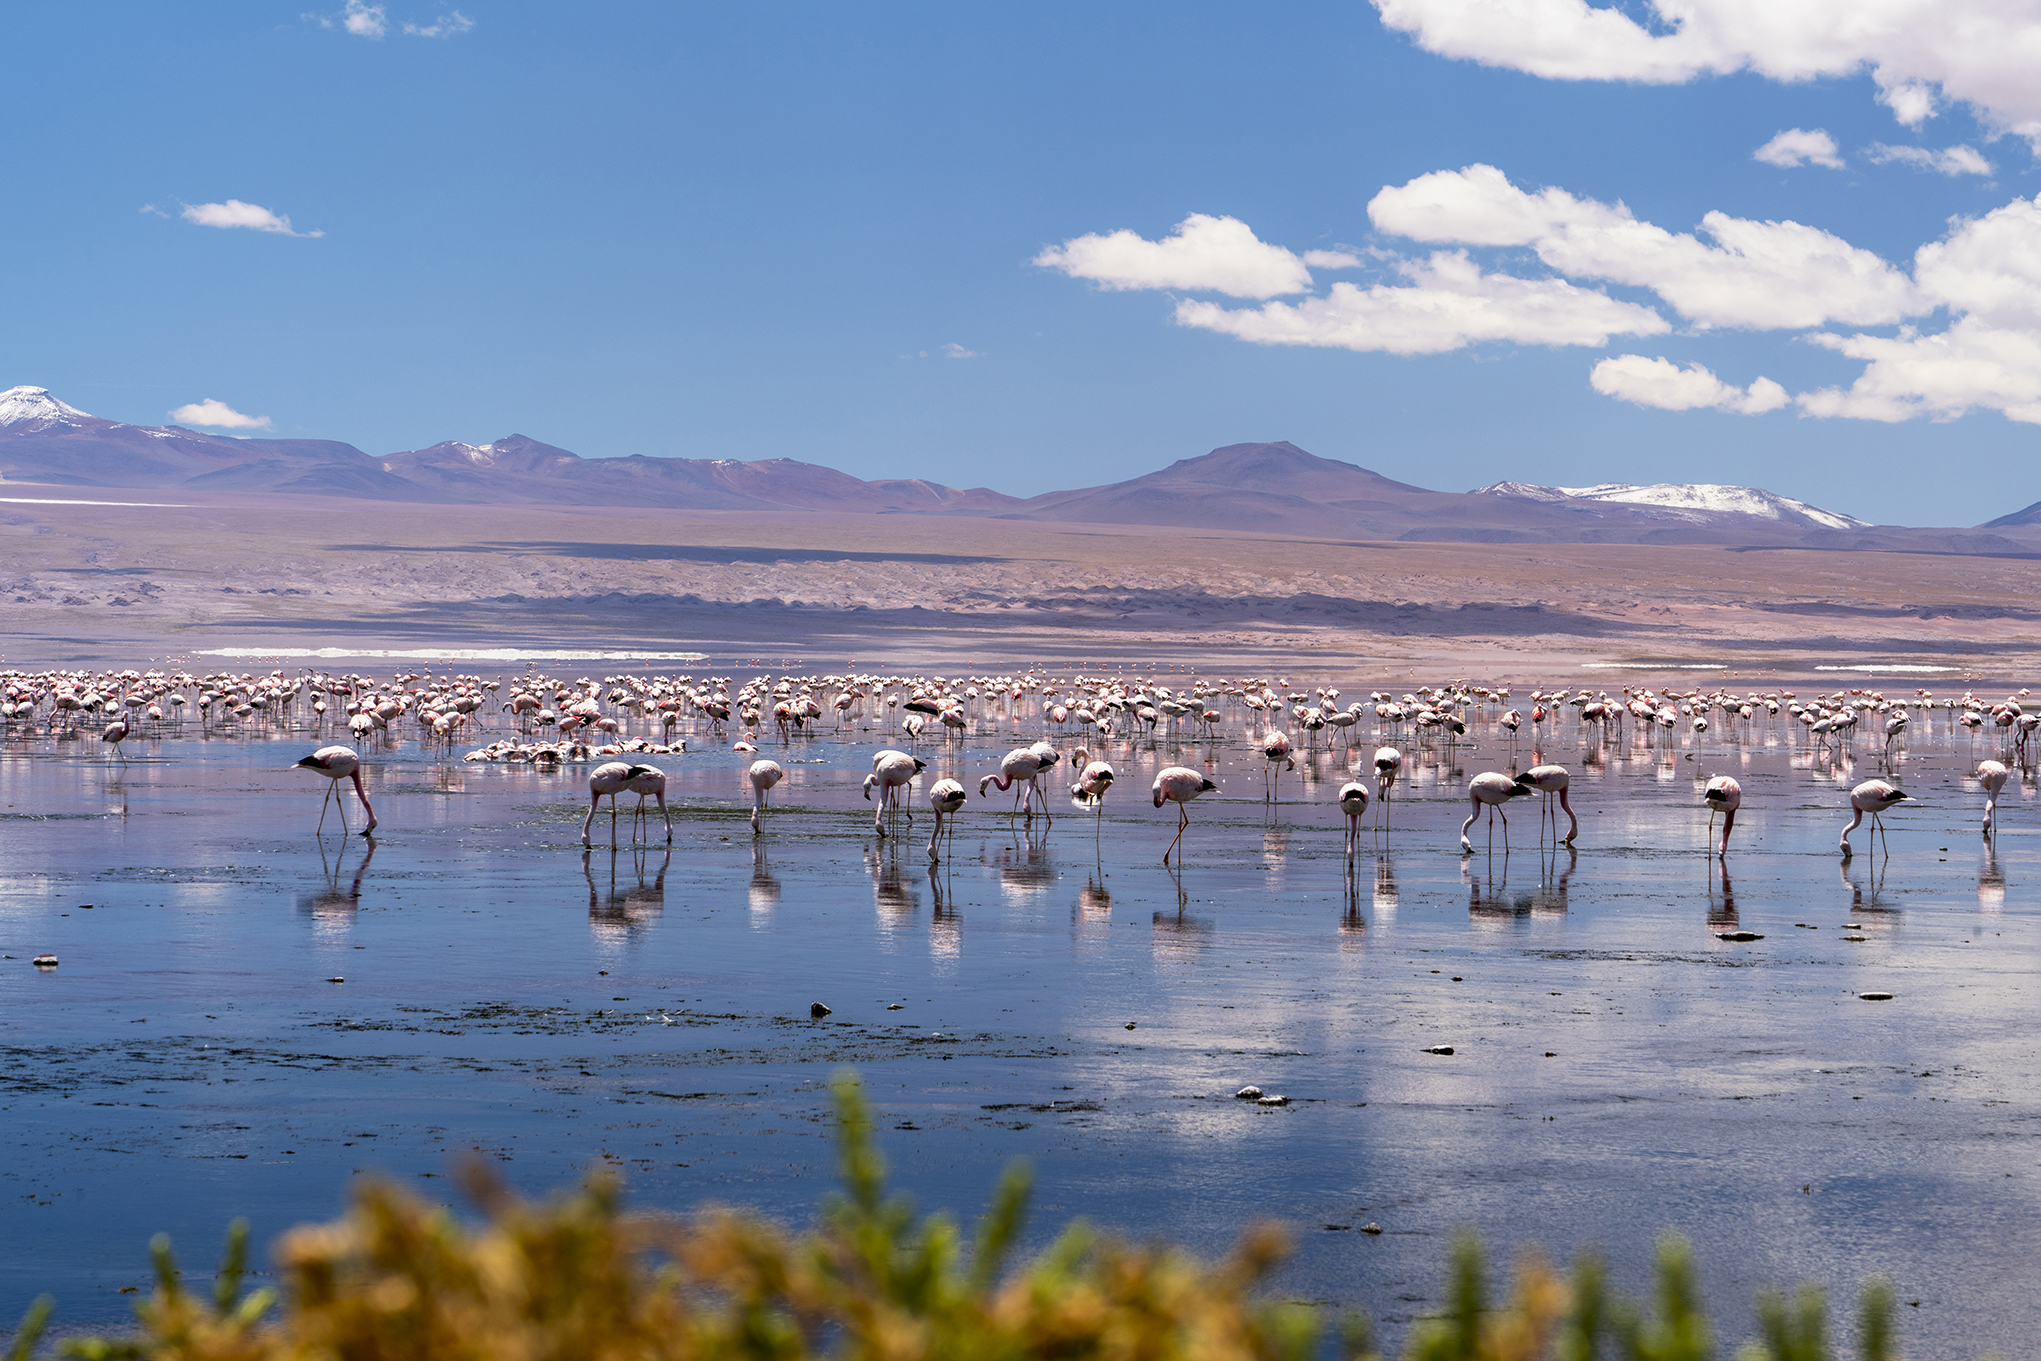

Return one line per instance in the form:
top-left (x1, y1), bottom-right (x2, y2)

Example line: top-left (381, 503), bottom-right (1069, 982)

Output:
top-left (3, 1075), bottom-right (1912, 1361)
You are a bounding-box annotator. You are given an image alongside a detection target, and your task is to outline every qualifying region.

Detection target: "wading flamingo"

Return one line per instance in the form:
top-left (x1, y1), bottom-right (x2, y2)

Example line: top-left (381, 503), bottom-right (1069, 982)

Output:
top-left (1153, 766), bottom-right (1217, 866)
top-left (1841, 778), bottom-right (1912, 858)
top-left (747, 759), bottom-right (784, 834)
top-left (297, 745), bottom-right (378, 836)
top-left (926, 777), bottom-right (966, 859)
top-left (1703, 775), bottom-right (1741, 857)
top-left (1979, 760), bottom-right (2009, 836)
top-left (864, 749), bottom-right (926, 836)
top-left (1460, 771), bottom-right (1533, 854)
top-left (628, 765), bottom-right (671, 843)
top-left (980, 746), bottom-right (1045, 818)
top-left (1338, 780), bottom-right (1371, 857)
top-left (1261, 731), bottom-right (1295, 802)
top-left (1373, 746), bottom-right (1403, 827)
top-left (1517, 764), bottom-right (1577, 844)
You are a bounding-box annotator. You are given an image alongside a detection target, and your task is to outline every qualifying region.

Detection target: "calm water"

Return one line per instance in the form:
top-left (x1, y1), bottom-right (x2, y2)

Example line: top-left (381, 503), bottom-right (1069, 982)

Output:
top-left (3, 705), bottom-right (2038, 1354)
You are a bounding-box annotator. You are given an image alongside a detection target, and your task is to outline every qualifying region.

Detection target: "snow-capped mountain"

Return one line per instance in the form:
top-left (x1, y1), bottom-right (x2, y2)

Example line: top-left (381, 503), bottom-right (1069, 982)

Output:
top-left (0, 385), bottom-right (94, 431)
top-left (1474, 480), bottom-right (1869, 531)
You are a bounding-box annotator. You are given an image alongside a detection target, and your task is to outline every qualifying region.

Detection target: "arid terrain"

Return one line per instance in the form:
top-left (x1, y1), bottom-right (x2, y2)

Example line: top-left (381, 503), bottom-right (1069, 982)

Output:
top-left (5, 484), bottom-right (2041, 681)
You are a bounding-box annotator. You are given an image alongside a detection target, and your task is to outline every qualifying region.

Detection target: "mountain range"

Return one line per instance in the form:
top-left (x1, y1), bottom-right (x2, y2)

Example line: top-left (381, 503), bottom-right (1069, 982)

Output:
top-left (0, 385), bottom-right (2029, 551)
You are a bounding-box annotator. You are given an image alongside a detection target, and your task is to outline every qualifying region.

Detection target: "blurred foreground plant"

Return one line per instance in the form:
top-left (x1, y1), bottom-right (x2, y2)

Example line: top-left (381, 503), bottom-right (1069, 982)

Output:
top-left (4, 1075), bottom-right (1905, 1361)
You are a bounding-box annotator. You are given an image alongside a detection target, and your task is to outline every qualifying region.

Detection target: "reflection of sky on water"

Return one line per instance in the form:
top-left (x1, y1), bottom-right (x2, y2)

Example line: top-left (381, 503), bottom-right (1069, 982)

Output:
top-left (5, 714), bottom-right (2041, 1356)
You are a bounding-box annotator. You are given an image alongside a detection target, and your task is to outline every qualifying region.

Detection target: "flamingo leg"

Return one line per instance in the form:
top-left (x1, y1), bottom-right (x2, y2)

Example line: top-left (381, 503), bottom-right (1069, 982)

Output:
top-left (1162, 802), bottom-right (1189, 865)
top-left (1706, 807), bottom-right (1715, 854)
top-left (316, 780), bottom-right (334, 834)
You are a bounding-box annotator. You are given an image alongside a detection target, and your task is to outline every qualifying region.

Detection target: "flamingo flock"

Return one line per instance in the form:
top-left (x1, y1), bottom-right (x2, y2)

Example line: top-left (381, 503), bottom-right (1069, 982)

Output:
top-left (0, 661), bottom-right (2005, 871)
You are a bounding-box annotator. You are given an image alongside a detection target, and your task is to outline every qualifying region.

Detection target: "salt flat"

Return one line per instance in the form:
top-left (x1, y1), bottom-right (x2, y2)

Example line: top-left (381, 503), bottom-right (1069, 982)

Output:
top-left (4, 487), bottom-right (2041, 677)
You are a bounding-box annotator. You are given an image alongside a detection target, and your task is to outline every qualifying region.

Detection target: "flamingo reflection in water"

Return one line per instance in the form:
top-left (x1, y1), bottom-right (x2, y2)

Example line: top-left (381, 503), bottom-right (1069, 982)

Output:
top-left (584, 846), bottom-right (670, 940)
top-left (299, 835), bottom-right (377, 933)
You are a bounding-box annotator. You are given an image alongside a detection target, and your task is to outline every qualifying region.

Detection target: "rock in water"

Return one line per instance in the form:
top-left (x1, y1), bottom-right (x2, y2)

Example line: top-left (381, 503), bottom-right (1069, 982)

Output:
top-left (810, 1001), bottom-right (832, 1018)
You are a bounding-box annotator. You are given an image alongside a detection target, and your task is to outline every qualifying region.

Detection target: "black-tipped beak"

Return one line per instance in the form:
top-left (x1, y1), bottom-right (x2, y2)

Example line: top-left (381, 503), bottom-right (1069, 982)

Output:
top-left (294, 755), bottom-right (322, 769)
top-left (1201, 779), bottom-right (1218, 792)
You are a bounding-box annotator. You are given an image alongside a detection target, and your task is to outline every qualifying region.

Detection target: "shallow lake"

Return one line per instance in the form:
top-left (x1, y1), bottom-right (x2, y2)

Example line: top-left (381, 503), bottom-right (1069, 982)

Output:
top-left (3, 699), bottom-right (2037, 1355)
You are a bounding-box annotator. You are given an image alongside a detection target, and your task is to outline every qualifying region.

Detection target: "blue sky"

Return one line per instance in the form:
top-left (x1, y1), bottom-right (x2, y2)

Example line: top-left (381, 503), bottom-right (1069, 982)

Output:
top-left (8, 2), bottom-right (2039, 524)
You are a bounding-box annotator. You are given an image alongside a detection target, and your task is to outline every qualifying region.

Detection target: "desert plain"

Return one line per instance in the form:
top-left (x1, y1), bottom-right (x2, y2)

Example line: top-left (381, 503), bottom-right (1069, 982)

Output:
top-left (6, 485), bottom-right (2041, 681)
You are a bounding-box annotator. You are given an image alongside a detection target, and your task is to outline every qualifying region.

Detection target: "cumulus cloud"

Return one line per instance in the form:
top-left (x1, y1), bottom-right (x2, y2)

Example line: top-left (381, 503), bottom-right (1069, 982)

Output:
top-left (941, 342), bottom-right (980, 359)
top-left (1369, 164), bottom-right (1921, 329)
top-left (1865, 142), bottom-right (1995, 175)
top-left (170, 399), bottom-right (271, 430)
top-left (1754, 128), bottom-right (1844, 169)
top-left (180, 200), bottom-right (322, 238)
top-left (1591, 355), bottom-right (1789, 414)
top-left (1174, 251), bottom-right (1669, 355)
top-left (1795, 194), bottom-right (2041, 423)
top-left (404, 10), bottom-right (474, 36)
top-left (1034, 214), bottom-right (1317, 299)
top-left (1370, 0), bottom-right (2041, 141)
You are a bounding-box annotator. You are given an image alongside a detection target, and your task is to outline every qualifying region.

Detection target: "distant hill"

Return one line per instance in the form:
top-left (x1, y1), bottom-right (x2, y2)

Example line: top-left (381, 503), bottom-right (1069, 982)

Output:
top-left (1981, 499), bottom-right (2041, 529)
top-left (0, 385), bottom-right (2026, 551)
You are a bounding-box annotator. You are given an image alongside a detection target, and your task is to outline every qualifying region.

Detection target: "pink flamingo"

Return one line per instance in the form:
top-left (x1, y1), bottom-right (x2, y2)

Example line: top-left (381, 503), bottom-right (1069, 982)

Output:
top-left (1978, 760), bottom-right (2009, 835)
top-left (1841, 778), bottom-right (1912, 858)
top-left (1518, 764), bottom-right (1577, 844)
top-left (1153, 766), bottom-right (1217, 865)
top-left (1703, 775), bottom-right (1741, 856)
top-left (927, 777), bottom-right (966, 859)
top-left (296, 745), bottom-right (378, 836)
top-left (1460, 771), bottom-right (1532, 854)
top-left (748, 759), bottom-right (784, 834)
top-left (1338, 780), bottom-right (1371, 856)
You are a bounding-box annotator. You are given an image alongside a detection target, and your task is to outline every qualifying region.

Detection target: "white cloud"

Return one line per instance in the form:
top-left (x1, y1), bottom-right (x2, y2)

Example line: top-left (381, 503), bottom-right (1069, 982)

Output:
top-left (170, 399), bottom-right (272, 430)
top-left (1591, 355), bottom-right (1789, 414)
top-left (403, 10), bottom-right (473, 36)
top-left (138, 203), bottom-right (168, 218)
top-left (1369, 164), bottom-right (1921, 329)
top-left (1301, 249), bottom-right (1362, 268)
top-left (1754, 128), bottom-right (1844, 169)
top-left (180, 200), bottom-right (323, 238)
top-left (1865, 142), bottom-right (1995, 175)
top-left (1033, 214), bottom-right (1317, 299)
top-left (941, 342), bottom-right (980, 359)
top-left (1370, 0), bottom-right (2041, 141)
top-left (1174, 250), bottom-right (1669, 355)
top-left (342, 0), bottom-right (386, 36)
top-left (1795, 194), bottom-right (2041, 423)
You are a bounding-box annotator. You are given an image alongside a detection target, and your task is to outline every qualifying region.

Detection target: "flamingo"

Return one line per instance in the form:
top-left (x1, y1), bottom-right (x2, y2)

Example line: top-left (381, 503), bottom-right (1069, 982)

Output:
top-left (1841, 778), bottom-right (1912, 858)
top-left (926, 777), bottom-right (966, 859)
top-left (101, 716), bottom-right (129, 764)
top-left (1460, 771), bottom-right (1532, 854)
top-left (296, 744), bottom-right (378, 836)
top-left (1261, 731), bottom-right (1295, 802)
top-left (747, 759), bottom-right (784, 834)
top-left (864, 749), bottom-right (926, 835)
top-left (1373, 746), bottom-right (1403, 826)
top-left (1027, 740), bottom-right (1062, 820)
top-left (1978, 759), bottom-right (2010, 836)
top-left (1152, 765), bottom-right (1217, 865)
top-left (979, 746), bottom-right (1044, 817)
top-left (1338, 780), bottom-right (1370, 857)
top-left (1703, 775), bottom-right (1741, 857)
top-left (1517, 764), bottom-right (1577, 844)
top-left (582, 761), bottom-right (637, 845)
top-left (627, 765), bottom-right (672, 843)
top-left (1069, 748), bottom-right (1115, 809)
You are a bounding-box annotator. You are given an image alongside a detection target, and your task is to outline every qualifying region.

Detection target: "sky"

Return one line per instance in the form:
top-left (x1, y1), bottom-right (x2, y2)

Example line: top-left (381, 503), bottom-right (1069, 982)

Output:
top-left (8, 1), bottom-right (2041, 526)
